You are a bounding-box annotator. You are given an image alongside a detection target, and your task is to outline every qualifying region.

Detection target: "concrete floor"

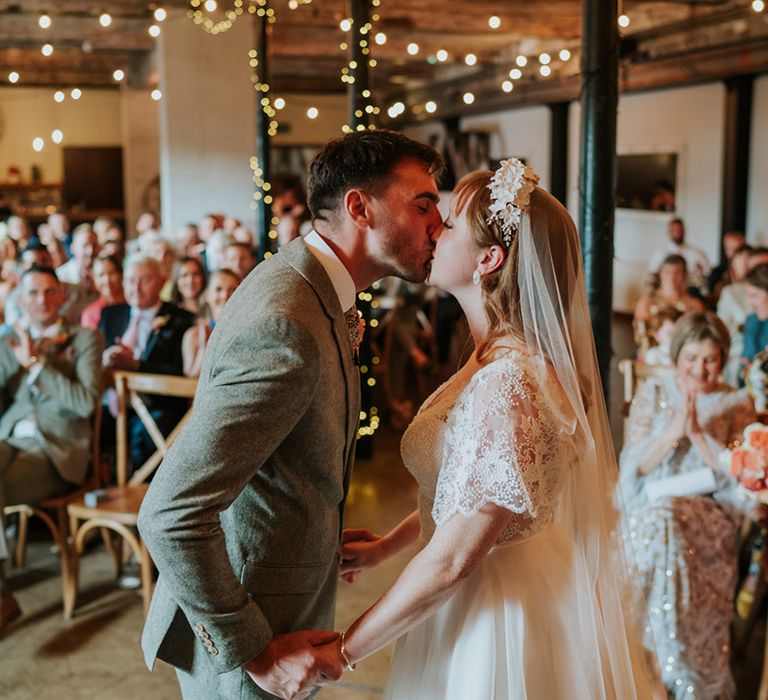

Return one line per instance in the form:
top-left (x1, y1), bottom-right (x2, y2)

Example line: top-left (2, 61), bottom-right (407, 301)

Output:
top-left (0, 316), bottom-right (764, 699)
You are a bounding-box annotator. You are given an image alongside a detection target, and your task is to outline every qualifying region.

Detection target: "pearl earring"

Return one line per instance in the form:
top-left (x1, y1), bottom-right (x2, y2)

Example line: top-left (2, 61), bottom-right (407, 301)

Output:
top-left (472, 270), bottom-right (481, 286)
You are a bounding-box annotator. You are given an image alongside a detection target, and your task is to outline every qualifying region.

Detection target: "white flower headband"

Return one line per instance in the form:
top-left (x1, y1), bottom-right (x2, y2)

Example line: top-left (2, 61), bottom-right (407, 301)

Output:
top-left (486, 158), bottom-right (540, 246)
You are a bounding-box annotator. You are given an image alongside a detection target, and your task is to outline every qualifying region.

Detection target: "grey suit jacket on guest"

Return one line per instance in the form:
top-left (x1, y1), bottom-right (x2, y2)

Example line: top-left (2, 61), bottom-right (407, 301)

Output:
top-left (138, 238), bottom-right (361, 692)
top-left (0, 323), bottom-right (103, 483)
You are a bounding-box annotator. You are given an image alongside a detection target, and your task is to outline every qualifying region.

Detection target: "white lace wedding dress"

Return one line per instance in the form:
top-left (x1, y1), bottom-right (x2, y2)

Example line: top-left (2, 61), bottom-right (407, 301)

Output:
top-left (384, 350), bottom-right (643, 699)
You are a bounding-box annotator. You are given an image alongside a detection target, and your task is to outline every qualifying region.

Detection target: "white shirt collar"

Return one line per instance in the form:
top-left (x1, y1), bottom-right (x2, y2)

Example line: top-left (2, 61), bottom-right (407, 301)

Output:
top-left (130, 302), bottom-right (163, 320)
top-left (27, 319), bottom-right (64, 341)
top-left (302, 230), bottom-right (356, 312)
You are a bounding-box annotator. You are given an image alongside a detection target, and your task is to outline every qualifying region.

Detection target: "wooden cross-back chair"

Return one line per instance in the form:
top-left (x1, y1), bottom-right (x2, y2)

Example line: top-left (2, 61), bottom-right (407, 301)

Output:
top-left (2, 398), bottom-right (103, 614)
top-left (65, 371), bottom-right (197, 618)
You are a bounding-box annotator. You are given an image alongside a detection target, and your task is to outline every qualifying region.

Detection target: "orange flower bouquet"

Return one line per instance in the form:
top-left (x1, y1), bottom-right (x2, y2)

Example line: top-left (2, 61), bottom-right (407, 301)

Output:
top-left (725, 423), bottom-right (768, 492)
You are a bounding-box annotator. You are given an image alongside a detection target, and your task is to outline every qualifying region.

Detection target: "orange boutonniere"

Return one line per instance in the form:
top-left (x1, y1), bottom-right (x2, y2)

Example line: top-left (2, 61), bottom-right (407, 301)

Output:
top-left (151, 315), bottom-right (171, 332)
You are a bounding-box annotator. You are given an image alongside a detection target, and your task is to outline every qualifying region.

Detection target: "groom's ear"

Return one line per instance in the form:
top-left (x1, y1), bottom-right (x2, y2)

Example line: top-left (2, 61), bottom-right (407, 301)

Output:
top-left (344, 189), bottom-right (374, 229)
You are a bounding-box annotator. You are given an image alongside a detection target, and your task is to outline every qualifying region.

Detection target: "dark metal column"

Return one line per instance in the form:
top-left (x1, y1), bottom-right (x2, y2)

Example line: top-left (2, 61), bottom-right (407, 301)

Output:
top-left (254, 10), bottom-right (272, 260)
top-left (549, 101), bottom-right (570, 206)
top-left (579, 0), bottom-right (618, 397)
top-left (349, 0), bottom-right (370, 129)
top-left (721, 75), bottom-right (754, 247)
top-left (348, 0), bottom-right (373, 457)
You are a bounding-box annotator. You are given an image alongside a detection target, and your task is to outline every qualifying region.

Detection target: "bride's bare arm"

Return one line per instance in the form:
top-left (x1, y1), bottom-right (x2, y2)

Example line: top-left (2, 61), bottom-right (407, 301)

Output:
top-left (341, 511), bottom-right (420, 576)
top-left (340, 503), bottom-right (512, 665)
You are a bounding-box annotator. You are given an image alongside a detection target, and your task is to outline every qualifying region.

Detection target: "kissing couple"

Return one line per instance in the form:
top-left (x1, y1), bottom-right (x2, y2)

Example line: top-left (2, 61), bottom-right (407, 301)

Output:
top-left (139, 130), bottom-right (656, 699)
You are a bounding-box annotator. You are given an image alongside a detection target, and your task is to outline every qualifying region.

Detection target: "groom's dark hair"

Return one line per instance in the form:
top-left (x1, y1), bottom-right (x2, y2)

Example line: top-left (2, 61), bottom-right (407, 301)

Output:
top-left (307, 130), bottom-right (444, 224)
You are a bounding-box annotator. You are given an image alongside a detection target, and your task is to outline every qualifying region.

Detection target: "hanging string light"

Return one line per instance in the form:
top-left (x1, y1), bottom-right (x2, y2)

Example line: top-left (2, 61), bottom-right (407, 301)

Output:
top-left (187, 0), bottom-right (246, 34)
top-left (339, 0), bottom-right (381, 135)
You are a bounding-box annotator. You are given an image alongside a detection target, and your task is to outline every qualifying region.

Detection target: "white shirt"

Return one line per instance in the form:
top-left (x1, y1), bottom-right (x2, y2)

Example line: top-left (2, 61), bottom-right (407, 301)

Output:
top-left (127, 302), bottom-right (163, 359)
top-left (303, 230), bottom-right (356, 312)
top-left (648, 241), bottom-right (711, 287)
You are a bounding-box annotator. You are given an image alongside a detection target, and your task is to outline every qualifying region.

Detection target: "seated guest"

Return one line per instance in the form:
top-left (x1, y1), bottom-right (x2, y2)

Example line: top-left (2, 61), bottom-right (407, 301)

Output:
top-left (80, 254), bottom-right (125, 330)
top-left (271, 173), bottom-right (312, 247)
top-left (56, 224), bottom-right (99, 289)
top-left (638, 306), bottom-right (683, 366)
top-left (619, 311), bottom-right (755, 698)
top-left (176, 223), bottom-right (202, 259)
top-left (100, 255), bottom-right (194, 472)
top-left (146, 237), bottom-right (177, 301)
top-left (101, 238), bottom-right (126, 266)
top-left (5, 216), bottom-right (30, 249)
top-left (182, 269), bottom-right (240, 377)
top-left (47, 211), bottom-right (71, 257)
top-left (634, 255), bottom-right (704, 345)
top-left (708, 230), bottom-right (746, 299)
top-left (0, 266), bottom-right (102, 628)
top-left (170, 256), bottom-right (207, 316)
top-left (741, 263), bottom-right (768, 374)
top-left (649, 218), bottom-right (711, 294)
top-left (718, 245), bottom-right (753, 385)
top-left (222, 242), bottom-right (256, 281)
top-left (204, 230), bottom-right (233, 273)
top-left (5, 244), bottom-right (87, 327)
top-left (0, 239), bottom-right (18, 323)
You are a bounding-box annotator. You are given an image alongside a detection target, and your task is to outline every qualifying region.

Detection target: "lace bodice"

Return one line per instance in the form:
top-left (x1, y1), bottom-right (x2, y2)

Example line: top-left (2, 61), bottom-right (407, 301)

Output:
top-left (401, 351), bottom-right (577, 546)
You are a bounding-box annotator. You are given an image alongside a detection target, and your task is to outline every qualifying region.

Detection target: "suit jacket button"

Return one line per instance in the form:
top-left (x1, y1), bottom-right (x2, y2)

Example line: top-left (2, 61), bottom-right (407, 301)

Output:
top-left (210, 647), bottom-right (219, 656)
top-left (194, 623), bottom-right (205, 632)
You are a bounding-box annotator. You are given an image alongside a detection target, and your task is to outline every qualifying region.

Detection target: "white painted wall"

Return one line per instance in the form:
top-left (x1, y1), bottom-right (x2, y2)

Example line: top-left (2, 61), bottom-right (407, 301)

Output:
top-left (0, 87), bottom-right (122, 183)
top-left (747, 75), bottom-right (768, 245)
top-left (120, 88), bottom-right (160, 236)
top-left (157, 14), bottom-right (256, 234)
top-left (462, 106), bottom-right (552, 191)
top-left (610, 83), bottom-right (726, 311)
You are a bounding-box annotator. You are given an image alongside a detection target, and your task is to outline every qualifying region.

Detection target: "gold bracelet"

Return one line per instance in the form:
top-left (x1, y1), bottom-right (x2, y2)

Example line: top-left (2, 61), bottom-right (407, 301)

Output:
top-left (339, 631), bottom-right (356, 671)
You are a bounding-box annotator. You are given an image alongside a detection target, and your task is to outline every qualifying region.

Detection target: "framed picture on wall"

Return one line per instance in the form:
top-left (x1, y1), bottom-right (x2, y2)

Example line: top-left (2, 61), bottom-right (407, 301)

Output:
top-left (616, 153), bottom-right (678, 212)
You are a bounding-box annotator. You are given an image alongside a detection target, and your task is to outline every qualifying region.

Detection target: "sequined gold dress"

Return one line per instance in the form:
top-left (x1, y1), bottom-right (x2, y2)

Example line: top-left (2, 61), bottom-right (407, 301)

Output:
top-left (383, 351), bottom-right (652, 700)
top-left (619, 377), bottom-right (755, 699)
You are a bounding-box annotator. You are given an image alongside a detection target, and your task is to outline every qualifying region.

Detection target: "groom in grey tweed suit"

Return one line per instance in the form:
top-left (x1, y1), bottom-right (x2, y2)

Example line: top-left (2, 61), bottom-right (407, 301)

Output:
top-left (138, 130), bottom-right (444, 699)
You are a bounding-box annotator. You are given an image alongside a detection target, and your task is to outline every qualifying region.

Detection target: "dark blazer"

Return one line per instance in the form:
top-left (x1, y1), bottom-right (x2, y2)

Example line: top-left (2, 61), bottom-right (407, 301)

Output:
top-left (100, 301), bottom-right (194, 377)
top-left (138, 238), bottom-right (361, 698)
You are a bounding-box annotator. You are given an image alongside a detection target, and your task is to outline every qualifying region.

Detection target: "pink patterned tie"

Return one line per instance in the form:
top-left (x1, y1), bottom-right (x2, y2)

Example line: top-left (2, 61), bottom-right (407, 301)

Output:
top-left (120, 313), bottom-right (141, 358)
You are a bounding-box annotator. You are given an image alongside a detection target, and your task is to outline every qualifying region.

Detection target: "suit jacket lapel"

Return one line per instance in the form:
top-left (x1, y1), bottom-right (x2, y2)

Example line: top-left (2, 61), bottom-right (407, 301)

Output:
top-left (141, 302), bottom-right (172, 362)
top-left (280, 238), bottom-right (360, 467)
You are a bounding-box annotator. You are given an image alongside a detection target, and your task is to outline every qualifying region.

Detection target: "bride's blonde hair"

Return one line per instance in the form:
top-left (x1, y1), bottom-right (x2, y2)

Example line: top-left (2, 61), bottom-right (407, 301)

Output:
top-left (453, 170), bottom-right (578, 364)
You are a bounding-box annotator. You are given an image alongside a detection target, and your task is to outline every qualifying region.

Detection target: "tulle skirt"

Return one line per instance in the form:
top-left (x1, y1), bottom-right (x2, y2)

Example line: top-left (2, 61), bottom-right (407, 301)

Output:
top-left (383, 525), bottom-right (652, 700)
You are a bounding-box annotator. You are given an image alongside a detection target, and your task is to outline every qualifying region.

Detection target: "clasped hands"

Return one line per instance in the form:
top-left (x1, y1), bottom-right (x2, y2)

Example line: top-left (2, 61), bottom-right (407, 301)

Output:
top-left (9, 326), bottom-right (39, 370)
top-left (244, 529), bottom-right (383, 699)
top-left (243, 630), bottom-right (344, 700)
top-left (102, 342), bottom-right (140, 371)
top-left (666, 386), bottom-right (704, 444)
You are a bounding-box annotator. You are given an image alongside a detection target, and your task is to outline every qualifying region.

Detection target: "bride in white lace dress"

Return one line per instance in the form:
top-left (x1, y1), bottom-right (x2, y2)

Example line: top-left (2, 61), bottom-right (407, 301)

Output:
top-left (336, 161), bottom-right (656, 699)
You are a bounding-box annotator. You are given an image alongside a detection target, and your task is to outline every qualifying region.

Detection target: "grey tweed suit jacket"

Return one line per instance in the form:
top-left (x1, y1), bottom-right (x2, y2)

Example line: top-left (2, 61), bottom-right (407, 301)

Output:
top-left (0, 323), bottom-right (103, 483)
top-left (138, 238), bottom-right (361, 698)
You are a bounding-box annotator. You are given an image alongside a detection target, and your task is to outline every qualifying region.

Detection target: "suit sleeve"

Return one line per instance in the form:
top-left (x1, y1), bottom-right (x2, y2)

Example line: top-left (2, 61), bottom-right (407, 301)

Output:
top-left (32, 330), bottom-right (104, 417)
top-left (138, 315), bottom-right (321, 673)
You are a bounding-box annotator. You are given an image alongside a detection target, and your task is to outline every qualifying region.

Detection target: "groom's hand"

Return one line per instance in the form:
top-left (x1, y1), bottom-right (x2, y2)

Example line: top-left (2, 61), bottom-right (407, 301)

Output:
top-left (243, 629), bottom-right (342, 699)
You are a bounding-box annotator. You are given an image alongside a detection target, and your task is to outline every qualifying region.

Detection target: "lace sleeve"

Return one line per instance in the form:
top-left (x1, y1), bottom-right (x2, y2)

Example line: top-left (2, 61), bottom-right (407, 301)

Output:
top-left (432, 357), bottom-right (568, 525)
